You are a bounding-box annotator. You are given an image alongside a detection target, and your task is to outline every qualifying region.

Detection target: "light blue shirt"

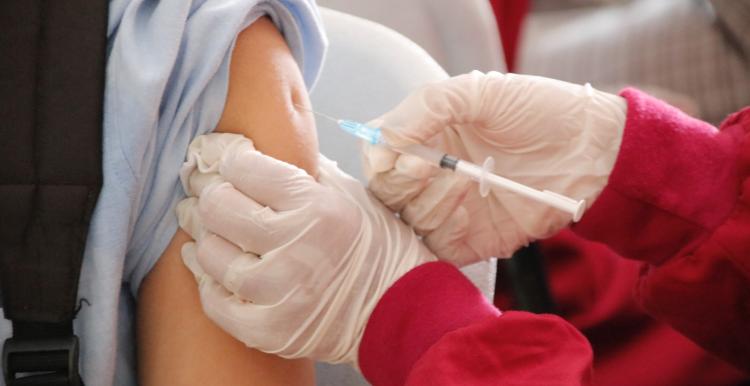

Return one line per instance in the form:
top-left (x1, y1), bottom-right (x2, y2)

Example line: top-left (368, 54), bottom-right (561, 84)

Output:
top-left (0, 1), bottom-right (326, 384)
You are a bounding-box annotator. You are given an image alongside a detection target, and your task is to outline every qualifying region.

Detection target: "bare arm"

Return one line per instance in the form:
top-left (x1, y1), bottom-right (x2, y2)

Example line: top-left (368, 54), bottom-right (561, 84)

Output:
top-left (137, 17), bottom-right (318, 385)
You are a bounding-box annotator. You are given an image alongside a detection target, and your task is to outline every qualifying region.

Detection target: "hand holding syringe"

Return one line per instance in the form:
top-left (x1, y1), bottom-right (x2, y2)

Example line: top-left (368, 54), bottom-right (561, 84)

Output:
top-left (297, 105), bottom-right (585, 222)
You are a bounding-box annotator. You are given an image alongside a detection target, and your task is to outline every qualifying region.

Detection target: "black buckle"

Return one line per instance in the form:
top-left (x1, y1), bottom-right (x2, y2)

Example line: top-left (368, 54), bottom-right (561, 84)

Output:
top-left (3, 335), bottom-right (81, 386)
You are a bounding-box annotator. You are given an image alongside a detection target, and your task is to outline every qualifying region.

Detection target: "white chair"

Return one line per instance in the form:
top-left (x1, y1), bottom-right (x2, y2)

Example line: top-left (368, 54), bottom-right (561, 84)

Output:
top-left (311, 8), bottom-right (497, 385)
top-left (316, 0), bottom-right (506, 75)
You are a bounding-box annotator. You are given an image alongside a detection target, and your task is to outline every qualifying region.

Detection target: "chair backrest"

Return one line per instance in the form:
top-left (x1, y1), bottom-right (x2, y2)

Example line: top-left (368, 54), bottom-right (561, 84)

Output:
top-left (311, 8), bottom-right (447, 181)
top-left (311, 8), bottom-right (497, 385)
top-left (317, 0), bottom-right (506, 75)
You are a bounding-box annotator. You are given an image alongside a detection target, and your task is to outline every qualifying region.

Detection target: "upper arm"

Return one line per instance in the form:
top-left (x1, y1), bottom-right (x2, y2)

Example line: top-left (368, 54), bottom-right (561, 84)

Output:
top-left (215, 16), bottom-right (318, 176)
top-left (137, 17), bottom-right (318, 386)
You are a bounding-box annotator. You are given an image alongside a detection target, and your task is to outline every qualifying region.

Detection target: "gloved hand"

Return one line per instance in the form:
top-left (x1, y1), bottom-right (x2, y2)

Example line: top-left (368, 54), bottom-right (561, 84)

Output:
top-left (363, 71), bottom-right (627, 266)
top-left (176, 133), bottom-right (435, 364)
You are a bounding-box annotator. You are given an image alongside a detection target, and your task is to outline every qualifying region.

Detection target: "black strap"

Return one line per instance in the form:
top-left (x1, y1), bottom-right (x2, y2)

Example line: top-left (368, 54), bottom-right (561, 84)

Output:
top-left (0, 1), bottom-right (107, 384)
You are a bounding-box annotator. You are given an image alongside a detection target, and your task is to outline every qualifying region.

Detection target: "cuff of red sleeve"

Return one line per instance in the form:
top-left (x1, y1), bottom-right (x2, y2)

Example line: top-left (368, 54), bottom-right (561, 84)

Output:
top-left (358, 261), bottom-right (501, 386)
top-left (573, 88), bottom-right (745, 264)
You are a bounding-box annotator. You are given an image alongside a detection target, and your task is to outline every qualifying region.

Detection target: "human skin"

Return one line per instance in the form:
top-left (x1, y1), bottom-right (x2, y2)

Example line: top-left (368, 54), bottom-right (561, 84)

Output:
top-left (137, 17), bottom-right (318, 385)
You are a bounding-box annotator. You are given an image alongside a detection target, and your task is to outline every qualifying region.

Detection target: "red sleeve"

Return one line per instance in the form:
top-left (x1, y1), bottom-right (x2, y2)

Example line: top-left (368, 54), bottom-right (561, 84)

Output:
top-left (358, 262), bottom-right (593, 386)
top-left (573, 88), bottom-right (750, 373)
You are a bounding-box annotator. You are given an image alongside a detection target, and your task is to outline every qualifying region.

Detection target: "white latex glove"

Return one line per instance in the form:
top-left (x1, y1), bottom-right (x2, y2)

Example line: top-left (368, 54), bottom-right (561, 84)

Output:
top-left (176, 133), bottom-right (435, 364)
top-left (363, 71), bottom-right (627, 266)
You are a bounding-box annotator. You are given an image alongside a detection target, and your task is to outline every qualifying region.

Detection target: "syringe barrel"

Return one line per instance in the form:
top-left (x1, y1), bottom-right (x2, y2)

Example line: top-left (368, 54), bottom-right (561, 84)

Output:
top-left (454, 160), bottom-right (585, 221)
top-left (377, 131), bottom-right (586, 220)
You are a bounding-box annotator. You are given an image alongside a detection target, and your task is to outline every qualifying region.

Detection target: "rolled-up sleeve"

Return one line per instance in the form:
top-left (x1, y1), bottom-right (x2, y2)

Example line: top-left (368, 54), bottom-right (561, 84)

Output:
top-left (102, 0), bottom-right (327, 296)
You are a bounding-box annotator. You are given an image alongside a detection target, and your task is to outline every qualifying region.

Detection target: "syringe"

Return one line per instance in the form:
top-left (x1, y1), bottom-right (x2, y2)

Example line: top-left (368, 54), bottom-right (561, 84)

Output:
top-left (297, 105), bottom-right (585, 221)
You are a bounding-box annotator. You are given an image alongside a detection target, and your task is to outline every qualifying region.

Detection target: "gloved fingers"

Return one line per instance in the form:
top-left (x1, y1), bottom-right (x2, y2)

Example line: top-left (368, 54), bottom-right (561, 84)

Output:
top-left (378, 71), bottom-right (492, 148)
top-left (180, 241), bottom-right (207, 282)
top-left (367, 153), bottom-right (438, 212)
top-left (400, 170), bottom-right (472, 235)
top-left (186, 239), bottom-right (277, 308)
top-left (196, 278), bottom-right (275, 350)
top-left (176, 197), bottom-right (208, 241)
top-left (361, 142), bottom-right (398, 182)
top-left (198, 182), bottom-right (289, 255)
top-left (187, 169), bottom-right (225, 199)
top-left (218, 143), bottom-right (318, 212)
top-left (181, 133), bottom-right (253, 196)
top-left (423, 206), bottom-right (482, 266)
top-left (199, 278), bottom-right (314, 359)
top-left (185, 240), bottom-right (281, 302)
top-left (195, 234), bottom-right (262, 297)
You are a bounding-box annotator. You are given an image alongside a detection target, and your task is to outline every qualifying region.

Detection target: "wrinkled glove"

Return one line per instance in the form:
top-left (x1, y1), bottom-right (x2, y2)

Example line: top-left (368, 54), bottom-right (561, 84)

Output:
top-left (176, 133), bottom-right (435, 364)
top-left (363, 71), bottom-right (627, 266)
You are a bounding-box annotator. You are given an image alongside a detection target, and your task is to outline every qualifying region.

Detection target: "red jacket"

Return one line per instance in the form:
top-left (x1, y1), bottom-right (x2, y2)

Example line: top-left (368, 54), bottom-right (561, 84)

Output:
top-left (358, 89), bottom-right (750, 385)
top-left (518, 230), bottom-right (746, 386)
